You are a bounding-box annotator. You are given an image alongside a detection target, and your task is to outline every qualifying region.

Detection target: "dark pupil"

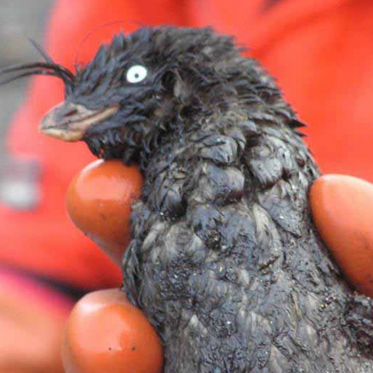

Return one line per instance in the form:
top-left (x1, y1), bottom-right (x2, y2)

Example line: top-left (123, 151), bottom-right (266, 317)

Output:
top-left (134, 73), bottom-right (139, 79)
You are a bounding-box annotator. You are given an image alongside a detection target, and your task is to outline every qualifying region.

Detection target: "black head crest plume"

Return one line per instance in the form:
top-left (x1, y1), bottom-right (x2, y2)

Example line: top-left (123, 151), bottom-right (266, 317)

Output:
top-left (3, 26), bottom-right (373, 372)
top-left (0, 38), bottom-right (75, 94)
top-left (27, 37), bottom-right (54, 64)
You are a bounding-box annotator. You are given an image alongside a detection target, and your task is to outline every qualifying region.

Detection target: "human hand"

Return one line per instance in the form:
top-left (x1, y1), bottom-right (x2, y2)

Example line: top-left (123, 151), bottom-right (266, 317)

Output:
top-left (63, 160), bottom-right (163, 373)
top-left (0, 159), bottom-right (145, 373)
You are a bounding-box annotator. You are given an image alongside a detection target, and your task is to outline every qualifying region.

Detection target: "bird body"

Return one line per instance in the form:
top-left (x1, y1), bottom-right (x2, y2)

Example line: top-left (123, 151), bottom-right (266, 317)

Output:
top-left (122, 84), bottom-right (371, 372)
top-left (3, 26), bottom-right (373, 372)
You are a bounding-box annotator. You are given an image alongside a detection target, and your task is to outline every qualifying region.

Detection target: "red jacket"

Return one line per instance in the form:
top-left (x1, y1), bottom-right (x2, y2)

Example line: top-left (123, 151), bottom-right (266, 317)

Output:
top-left (1, 0), bottom-right (372, 290)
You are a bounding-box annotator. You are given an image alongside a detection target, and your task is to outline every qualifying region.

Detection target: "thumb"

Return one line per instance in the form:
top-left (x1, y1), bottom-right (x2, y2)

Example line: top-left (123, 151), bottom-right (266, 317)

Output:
top-left (310, 174), bottom-right (373, 297)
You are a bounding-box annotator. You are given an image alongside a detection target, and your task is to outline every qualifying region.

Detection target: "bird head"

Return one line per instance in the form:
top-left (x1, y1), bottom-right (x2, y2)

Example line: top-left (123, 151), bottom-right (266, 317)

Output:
top-left (1, 27), bottom-right (243, 161)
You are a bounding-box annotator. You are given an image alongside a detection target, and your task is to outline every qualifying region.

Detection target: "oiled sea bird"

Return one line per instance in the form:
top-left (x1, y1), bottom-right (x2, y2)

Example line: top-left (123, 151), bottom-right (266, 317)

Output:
top-left (3, 27), bottom-right (373, 372)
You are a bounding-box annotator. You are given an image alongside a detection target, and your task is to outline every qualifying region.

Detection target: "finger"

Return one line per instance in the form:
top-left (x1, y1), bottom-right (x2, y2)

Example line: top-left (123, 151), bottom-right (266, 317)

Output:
top-left (310, 174), bottom-right (373, 297)
top-left (62, 288), bottom-right (163, 373)
top-left (66, 160), bottom-right (143, 266)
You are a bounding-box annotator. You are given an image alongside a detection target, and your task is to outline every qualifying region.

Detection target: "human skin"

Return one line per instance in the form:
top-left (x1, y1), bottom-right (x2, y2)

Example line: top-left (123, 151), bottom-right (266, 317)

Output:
top-left (0, 271), bottom-right (71, 373)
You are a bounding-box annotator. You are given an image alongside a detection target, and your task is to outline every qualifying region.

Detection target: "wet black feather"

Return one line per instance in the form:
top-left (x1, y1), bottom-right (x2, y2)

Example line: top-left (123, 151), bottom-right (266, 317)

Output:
top-left (0, 60), bottom-right (75, 94)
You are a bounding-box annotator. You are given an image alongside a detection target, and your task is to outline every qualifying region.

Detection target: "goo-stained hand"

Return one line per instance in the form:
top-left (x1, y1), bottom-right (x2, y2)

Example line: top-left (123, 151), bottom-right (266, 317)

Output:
top-left (63, 160), bottom-right (163, 373)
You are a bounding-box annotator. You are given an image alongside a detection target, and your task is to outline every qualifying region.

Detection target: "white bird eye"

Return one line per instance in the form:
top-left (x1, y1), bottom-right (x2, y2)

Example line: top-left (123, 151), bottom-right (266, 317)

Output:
top-left (126, 65), bottom-right (148, 83)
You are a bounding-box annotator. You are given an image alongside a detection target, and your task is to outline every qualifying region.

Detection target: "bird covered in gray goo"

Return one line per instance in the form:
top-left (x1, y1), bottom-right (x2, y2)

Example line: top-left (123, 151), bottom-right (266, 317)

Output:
top-left (3, 26), bottom-right (373, 372)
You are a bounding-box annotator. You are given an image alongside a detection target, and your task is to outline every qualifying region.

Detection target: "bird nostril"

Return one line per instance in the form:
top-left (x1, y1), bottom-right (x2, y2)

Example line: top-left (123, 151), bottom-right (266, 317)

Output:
top-left (63, 109), bottom-right (78, 117)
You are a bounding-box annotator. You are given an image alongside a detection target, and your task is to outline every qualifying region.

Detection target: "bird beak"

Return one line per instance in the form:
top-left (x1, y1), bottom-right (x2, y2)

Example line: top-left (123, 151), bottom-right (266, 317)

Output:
top-left (39, 102), bottom-right (119, 142)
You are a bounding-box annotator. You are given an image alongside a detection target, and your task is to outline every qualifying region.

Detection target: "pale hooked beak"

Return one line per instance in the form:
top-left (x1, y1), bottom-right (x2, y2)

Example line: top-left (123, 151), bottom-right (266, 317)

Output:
top-left (39, 102), bottom-right (119, 142)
